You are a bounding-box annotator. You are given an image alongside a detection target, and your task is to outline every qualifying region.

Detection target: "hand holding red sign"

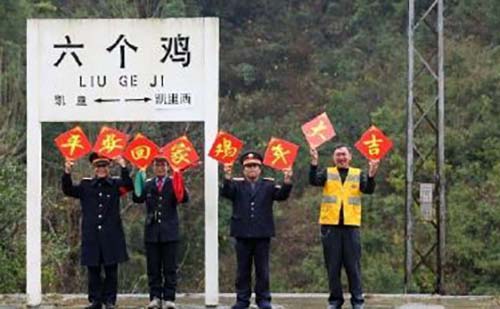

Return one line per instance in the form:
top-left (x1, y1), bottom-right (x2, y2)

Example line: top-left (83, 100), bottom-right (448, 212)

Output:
top-left (301, 112), bottom-right (336, 149)
top-left (54, 126), bottom-right (92, 161)
top-left (354, 125), bottom-right (393, 161)
top-left (283, 168), bottom-right (293, 184)
top-left (208, 131), bottom-right (244, 164)
top-left (163, 136), bottom-right (200, 172)
top-left (368, 159), bottom-right (380, 177)
top-left (123, 133), bottom-right (159, 170)
top-left (93, 126), bottom-right (129, 159)
top-left (263, 137), bottom-right (299, 170)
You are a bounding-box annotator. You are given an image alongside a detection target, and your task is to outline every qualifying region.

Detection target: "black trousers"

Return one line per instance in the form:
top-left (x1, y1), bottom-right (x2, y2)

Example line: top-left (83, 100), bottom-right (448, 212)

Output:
top-left (234, 237), bottom-right (271, 307)
top-left (146, 241), bottom-right (178, 301)
top-left (321, 225), bottom-right (364, 307)
top-left (87, 263), bottom-right (118, 305)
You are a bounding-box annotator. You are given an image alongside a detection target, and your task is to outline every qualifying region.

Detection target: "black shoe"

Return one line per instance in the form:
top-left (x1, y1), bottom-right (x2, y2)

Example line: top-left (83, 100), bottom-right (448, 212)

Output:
top-left (327, 302), bottom-right (343, 309)
top-left (85, 303), bottom-right (102, 309)
top-left (104, 303), bottom-right (116, 309)
top-left (258, 302), bottom-right (273, 309)
top-left (231, 303), bottom-right (249, 309)
top-left (147, 297), bottom-right (162, 309)
top-left (351, 296), bottom-right (364, 309)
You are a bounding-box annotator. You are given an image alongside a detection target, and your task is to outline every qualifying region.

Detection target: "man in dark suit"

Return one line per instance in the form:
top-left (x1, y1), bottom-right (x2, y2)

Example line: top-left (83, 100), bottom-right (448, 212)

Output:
top-left (133, 154), bottom-right (189, 309)
top-left (62, 153), bottom-right (133, 309)
top-left (221, 151), bottom-right (293, 309)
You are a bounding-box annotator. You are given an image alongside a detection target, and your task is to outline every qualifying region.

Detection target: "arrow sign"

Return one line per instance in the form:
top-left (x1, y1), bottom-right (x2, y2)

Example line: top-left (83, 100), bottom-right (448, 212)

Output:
top-left (95, 98), bottom-right (120, 103)
top-left (125, 97), bottom-right (152, 102)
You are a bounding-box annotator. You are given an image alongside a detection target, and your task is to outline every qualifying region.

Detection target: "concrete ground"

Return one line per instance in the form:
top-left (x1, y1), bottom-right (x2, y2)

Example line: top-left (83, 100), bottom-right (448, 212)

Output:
top-left (0, 293), bottom-right (498, 309)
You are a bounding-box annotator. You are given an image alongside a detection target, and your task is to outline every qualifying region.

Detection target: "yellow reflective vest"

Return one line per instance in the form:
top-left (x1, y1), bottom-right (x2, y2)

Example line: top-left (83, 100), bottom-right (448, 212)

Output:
top-left (319, 167), bottom-right (362, 226)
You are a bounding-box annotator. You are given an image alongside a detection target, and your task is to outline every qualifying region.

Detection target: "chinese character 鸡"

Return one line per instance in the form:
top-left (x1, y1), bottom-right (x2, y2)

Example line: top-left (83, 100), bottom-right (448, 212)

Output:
top-left (214, 138), bottom-right (238, 159)
top-left (161, 34), bottom-right (191, 67)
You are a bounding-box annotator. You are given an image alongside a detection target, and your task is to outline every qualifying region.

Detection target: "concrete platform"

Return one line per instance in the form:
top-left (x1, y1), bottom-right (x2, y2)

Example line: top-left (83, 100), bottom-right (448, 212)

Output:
top-left (0, 293), bottom-right (498, 309)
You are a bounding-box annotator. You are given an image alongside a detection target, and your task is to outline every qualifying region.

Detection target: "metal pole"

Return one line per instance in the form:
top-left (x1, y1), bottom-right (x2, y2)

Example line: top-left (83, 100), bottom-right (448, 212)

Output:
top-left (405, 0), bottom-right (415, 294)
top-left (437, 0), bottom-right (446, 295)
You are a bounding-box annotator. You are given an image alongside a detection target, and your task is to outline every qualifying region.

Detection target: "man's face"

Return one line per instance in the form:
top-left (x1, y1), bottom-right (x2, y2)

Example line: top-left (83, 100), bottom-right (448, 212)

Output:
top-left (153, 160), bottom-right (168, 177)
top-left (243, 163), bottom-right (261, 181)
top-left (94, 162), bottom-right (110, 178)
top-left (333, 146), bottom-right (352, 168)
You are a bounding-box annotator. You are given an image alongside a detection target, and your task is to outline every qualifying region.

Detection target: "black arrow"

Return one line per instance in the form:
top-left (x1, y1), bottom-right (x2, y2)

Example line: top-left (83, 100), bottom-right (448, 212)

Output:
top-left (94, 98), bottom-right (120, 103)
top-left (125, 97), bottom-right (152, 102)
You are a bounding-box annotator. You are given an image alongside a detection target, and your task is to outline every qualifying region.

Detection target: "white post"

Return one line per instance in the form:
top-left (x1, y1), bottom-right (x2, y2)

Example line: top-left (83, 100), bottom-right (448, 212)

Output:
top-left (203, 18), bottom-right (220, 307)
top-left (26, 19), bottom-right (42, 307)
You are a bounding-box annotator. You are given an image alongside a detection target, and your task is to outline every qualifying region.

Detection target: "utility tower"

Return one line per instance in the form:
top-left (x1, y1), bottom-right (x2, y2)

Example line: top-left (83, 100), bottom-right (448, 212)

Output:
top-left (406, 0), bottom-right (446, 294)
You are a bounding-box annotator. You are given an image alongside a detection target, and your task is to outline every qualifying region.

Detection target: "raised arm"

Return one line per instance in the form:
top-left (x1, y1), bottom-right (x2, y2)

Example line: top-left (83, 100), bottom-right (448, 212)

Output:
top-left (61, 160), bottom-right (81, 198)
top-left (360, 159), bottom-right (379, 194)
top-left (309, 148), bottom-right (327, 186)
top-left (220, 163), bottom-right (237, 200)
top-left (114, 156), bottom-right (134, 191)
top-left (273, 168), bottom-right (293, 201)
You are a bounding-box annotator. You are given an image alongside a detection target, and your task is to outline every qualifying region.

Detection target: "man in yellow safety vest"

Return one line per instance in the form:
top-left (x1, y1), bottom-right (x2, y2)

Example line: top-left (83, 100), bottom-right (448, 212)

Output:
top-left (309, 144), bottom-right (380, 309)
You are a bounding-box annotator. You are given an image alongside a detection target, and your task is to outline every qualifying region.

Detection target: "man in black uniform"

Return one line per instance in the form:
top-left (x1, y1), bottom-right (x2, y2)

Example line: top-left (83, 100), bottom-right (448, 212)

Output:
top-left (221, 151), bottom-right (293, 309)
top-left (62, 153), bottom-right (133, 309)
top-left (133, 154), bottom-right (189, 309)
top-left (309, 144), bottom-right (379, 309)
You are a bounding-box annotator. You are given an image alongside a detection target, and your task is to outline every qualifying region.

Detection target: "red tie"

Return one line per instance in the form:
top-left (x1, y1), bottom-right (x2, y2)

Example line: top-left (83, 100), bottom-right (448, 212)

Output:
top-left (156, 177), bottom-right (164, 193)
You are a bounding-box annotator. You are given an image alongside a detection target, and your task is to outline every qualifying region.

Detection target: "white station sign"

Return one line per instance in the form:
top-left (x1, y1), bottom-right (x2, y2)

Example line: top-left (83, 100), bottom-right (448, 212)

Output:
top-left (29, 18), bottom-right (217, 122)
top-left (27, 18), bottom-right (219, 306)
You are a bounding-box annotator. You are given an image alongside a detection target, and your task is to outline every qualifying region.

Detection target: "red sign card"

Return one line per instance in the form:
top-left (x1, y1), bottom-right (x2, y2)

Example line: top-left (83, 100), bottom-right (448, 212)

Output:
top-left (354, 125), bottom-right (393, 160)
top-left (123, 133), bottom-right (159, 170)
top-left (93, 126), bottom-right (129, 159)
top-left (263, 137), bottom-right (299, 170)
top-left (54, 126), bottom-right (92, 161)
top-left (208, 131), bottom-right (244, 164)
top-left (163, 135), bottom-right (200, 171)
top-left (301, 112), bottom-right (336, 149)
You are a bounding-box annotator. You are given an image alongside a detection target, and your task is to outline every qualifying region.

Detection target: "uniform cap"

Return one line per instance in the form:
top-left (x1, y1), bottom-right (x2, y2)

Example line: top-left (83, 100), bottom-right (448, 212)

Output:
top-left (239, 150), bottom-right (263, 166)
top-left (89, 152), bottom-right (111, 166)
